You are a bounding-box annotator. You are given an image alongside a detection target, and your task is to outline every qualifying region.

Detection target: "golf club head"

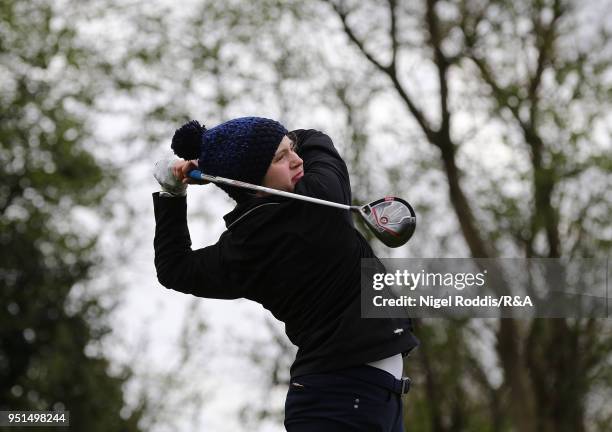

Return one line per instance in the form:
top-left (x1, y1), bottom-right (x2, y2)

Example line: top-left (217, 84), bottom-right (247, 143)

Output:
top-left (358, 197), bottom-right (416, 248)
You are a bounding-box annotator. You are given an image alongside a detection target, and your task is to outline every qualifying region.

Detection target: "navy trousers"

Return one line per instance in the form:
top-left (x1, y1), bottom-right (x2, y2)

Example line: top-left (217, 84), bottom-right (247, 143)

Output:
top-left (284, 365), bottom-right (406, 431)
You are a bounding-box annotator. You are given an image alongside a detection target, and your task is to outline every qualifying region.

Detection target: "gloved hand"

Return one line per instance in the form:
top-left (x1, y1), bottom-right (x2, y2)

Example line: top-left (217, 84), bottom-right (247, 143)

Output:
top-left (153, 159), bottom-right (188, 197)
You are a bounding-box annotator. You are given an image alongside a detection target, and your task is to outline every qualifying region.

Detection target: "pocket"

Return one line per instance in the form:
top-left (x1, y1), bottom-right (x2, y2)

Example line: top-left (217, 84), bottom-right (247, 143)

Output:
top-left (289, 375), bottom-right (346, 395)
top-left (289, 381), bottom-right (305, 391)
top-left (288, 377), bottom-right (335, 396)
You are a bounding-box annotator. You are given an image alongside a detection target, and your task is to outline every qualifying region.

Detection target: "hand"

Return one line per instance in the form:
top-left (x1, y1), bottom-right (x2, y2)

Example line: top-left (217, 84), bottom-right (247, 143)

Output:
top-left (173, 159), bottom-right (210, 185)
top-left (171, 159), bottom-right (207, 184)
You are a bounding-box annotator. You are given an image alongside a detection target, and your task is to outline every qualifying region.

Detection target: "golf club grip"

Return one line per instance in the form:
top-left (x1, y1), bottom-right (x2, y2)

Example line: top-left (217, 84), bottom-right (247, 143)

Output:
top-left (188, 170), bottom-right (210, 184)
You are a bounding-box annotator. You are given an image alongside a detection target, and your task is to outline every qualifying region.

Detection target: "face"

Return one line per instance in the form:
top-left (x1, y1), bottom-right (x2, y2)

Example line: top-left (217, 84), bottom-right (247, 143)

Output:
top-left (261, 135), bottom-right (304, 193)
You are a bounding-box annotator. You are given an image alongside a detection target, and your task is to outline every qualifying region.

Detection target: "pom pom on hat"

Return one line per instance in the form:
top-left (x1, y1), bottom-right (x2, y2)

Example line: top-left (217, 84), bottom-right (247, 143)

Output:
top-left (171, 120), bottom-right (205, 160)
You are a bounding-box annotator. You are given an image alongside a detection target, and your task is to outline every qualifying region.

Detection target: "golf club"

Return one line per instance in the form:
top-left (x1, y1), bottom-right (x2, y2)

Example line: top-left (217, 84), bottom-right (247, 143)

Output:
top-left (188, 170), bottom-right (416, 248)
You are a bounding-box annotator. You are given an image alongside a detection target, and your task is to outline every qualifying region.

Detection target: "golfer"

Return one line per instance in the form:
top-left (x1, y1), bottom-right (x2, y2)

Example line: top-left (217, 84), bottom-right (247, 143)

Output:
top-left (152, 117), bottom-right (419, 431)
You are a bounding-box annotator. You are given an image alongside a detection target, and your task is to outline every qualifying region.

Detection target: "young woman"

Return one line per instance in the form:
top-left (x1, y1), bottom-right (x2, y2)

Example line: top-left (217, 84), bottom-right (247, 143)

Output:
top-left (153, 117), bottom-right (419, 431)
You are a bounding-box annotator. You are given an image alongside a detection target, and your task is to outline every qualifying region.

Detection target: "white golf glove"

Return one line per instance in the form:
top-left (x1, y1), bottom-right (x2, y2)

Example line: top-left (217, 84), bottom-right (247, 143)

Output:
top-left (153, 158), bottom-right (187, 197)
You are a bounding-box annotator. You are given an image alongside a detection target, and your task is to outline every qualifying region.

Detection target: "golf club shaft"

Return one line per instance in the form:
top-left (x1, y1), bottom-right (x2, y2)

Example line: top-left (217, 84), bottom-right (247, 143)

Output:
top-left (188, 170), bottom-right (356, 211)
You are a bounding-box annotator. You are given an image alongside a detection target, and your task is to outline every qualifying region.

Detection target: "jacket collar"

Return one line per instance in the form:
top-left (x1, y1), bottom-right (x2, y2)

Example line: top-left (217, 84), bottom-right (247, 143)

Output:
top-left (223, 195), bottom-right (287, 229)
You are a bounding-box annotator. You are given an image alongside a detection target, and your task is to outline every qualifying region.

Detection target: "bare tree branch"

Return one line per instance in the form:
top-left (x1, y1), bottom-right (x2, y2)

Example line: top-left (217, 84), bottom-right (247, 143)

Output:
top-left (324, 0), bottom-right (436, 141)
top-left (387, 0), bottom-right (398, 70)
top-left (528, 0), bottom-right (565, 124)
top-left (463, 44), bottom-right (560, 258)
top-left (425, 0), bottom-right (451, 134)
top-left (325, 0), bottom-right (387, 71)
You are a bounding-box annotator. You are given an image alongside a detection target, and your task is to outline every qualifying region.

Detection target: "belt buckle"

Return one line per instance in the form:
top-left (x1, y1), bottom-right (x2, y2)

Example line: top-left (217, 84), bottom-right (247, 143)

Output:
top-left (401, 377), bottom-right (411, 394)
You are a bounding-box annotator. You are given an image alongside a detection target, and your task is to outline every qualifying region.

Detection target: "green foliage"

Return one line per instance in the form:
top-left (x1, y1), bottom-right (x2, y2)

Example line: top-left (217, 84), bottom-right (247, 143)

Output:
top-left (0, 1), bottom-right (141, 430)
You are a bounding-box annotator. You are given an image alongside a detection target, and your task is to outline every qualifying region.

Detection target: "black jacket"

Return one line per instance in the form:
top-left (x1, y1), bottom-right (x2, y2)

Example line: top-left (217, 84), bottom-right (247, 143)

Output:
top-left (153, 129), bottom-right (419, 377)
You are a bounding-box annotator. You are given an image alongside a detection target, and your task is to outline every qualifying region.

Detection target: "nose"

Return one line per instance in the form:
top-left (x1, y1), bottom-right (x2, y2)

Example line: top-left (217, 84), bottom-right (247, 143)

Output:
top-left (290, 153), bottom-right (303, 168)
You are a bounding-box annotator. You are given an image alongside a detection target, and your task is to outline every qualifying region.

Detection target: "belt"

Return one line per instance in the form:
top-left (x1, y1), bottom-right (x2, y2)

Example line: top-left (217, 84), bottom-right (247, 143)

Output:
top-left (337, 365), bottom-right (412, 396)
top-left (396, 377), bottom-right (412, 395)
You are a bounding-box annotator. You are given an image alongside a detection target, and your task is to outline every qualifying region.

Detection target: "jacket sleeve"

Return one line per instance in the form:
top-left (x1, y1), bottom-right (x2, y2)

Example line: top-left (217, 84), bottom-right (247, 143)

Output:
top-left (152, 192), bottom-right (242, 299)
top-left (292, 129), bottom-right (352, 206)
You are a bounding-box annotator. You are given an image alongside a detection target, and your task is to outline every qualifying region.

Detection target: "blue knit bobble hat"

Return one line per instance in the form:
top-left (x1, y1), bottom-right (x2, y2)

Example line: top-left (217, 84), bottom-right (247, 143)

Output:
top-left (171, 117), bottom-right (288, 202)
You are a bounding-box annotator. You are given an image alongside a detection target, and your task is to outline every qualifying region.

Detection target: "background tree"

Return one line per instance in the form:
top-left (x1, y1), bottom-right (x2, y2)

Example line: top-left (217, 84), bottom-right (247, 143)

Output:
top-left (0, 1), bottom-right (143, 430)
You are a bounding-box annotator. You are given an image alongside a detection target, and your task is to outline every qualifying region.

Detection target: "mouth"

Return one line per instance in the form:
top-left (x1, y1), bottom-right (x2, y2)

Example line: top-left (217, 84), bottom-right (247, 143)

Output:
top-left (291, 171), bottom-right (304, 183)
